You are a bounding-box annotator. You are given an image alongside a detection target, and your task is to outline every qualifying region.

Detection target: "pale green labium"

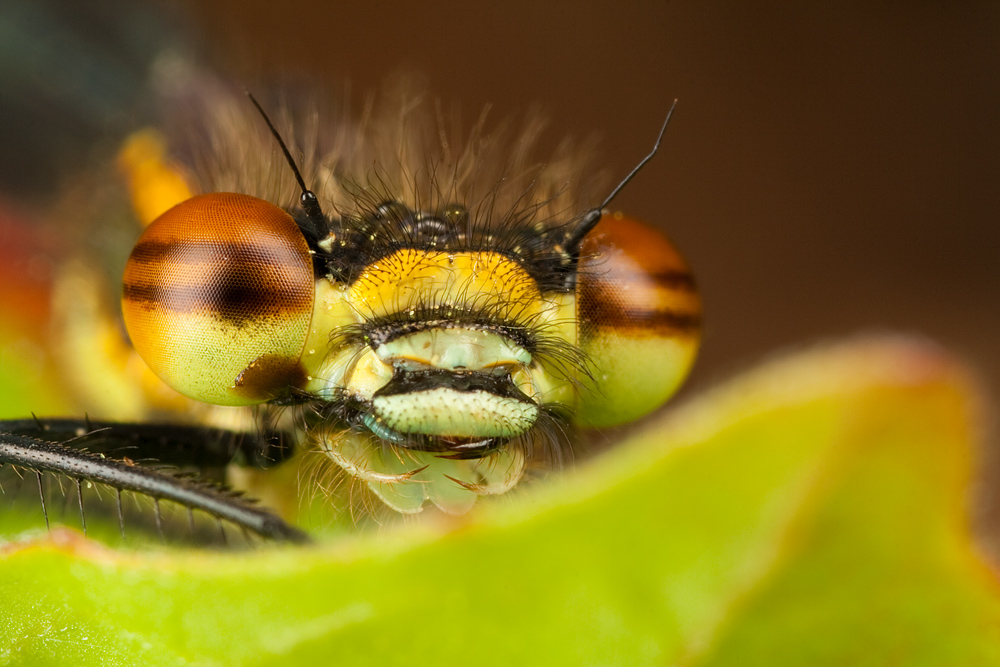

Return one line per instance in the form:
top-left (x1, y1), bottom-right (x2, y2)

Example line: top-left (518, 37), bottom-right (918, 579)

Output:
top-left (1, 336), bottom-right (999, 666)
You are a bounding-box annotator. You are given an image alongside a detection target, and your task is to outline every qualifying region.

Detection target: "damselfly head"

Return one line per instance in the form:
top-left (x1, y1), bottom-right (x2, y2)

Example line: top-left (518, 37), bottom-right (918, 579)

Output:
top-left (0, 4), bottom-right (701, 544)
top-left (119, 87), bottom-right (701, 519)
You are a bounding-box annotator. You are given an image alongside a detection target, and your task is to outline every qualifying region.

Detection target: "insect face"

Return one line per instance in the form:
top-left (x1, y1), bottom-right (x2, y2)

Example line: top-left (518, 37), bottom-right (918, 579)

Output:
top-left (118, 115), bottom-right (701, 517)
top-left (2, 90), bottom-right (701, 539)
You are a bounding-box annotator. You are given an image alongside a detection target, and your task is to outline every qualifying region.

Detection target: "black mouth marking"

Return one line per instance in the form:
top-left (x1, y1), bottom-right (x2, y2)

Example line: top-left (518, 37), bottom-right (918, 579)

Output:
top-left (363, 318), bottom-right (535, 352)
top-left (372, 368), bottom-right (535, 404)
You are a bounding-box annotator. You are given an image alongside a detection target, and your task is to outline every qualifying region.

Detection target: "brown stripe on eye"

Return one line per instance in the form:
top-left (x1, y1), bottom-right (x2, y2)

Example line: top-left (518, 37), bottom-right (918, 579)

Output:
top-left (581, 299), bottom-right (702, 335)
top-left (649, 270), bottom-right (697, 292)
top-left (576, 213), bottom-right (702, 339)
top-left (122, 276), bottom-right (311, 325)
top-left (577, 274), bottom-right (703, 337)
top-left (123, 246), bottom-right (313, 325)
top-left (124, 232), bottom-right (314, 325)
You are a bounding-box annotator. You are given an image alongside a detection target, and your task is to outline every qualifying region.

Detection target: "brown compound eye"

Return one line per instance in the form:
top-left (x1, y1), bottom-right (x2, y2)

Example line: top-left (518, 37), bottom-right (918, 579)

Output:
top-left (573, 212), bottom-right (702, 428)
top-left (122, 193), bottom-right (315, 406)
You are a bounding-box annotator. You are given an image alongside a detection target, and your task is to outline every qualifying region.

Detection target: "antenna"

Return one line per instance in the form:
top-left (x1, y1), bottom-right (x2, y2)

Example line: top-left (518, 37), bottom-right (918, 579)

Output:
top-left (564, 99), bottom-right (678, 255)
top-left (245, 91), bottom-right (329, 241)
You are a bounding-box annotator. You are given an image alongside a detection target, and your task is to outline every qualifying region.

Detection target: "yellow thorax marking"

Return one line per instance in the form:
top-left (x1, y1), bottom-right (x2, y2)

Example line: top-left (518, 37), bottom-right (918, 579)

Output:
top-left (117, 128), bottom-right (194, 226)
top-left (349, 249), bottom-right (542, 323)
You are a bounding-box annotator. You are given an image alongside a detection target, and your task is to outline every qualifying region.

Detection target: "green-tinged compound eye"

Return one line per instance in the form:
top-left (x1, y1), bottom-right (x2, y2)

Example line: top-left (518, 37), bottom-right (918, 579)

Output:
top-left (573, 212), bottom-right (702, 428)
top-left (121, 193), bottom-right (316, 406)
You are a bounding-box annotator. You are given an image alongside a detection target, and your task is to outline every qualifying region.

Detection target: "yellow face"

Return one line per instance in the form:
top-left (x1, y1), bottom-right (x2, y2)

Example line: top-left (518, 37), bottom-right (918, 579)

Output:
top-left (120, 188), bottom-right (700, 516)
top-left (108, 99), bottom-right (702, 522)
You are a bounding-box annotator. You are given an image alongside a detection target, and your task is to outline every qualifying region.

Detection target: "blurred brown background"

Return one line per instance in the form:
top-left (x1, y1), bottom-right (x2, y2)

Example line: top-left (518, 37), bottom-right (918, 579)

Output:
top-left (176, 1), bottom-right (998, 400)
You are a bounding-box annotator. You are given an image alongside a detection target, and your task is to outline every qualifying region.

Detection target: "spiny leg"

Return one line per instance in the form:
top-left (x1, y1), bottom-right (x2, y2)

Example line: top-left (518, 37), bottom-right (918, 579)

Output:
top-left (75, 478), bottom-right (86, 536)
top-left (115, 488), bottom-right (125, 539)
top-left (36, 470), bottom-right (49, 530)
top-left (0, 428), bottom-right (309, 544)
top-left (1, 418), bottom-right (294, 470)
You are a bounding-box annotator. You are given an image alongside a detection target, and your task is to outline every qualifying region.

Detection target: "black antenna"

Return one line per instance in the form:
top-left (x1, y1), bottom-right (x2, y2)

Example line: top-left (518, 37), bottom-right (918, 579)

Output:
top-left (564, 99), bottom-right (678, 255)
top-left (246, 91), bottom-right (329, 241)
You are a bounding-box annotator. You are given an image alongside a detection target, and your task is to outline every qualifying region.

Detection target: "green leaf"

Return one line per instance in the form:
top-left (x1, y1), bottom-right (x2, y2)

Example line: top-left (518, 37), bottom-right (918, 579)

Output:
top-left (2, 336), bottom-right (998, 666)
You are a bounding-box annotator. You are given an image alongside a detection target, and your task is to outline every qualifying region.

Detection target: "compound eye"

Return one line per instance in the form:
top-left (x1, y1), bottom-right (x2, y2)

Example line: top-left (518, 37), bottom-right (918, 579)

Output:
top-left (574, 213), bottom-right (702, 427)
top-left (122, 193), bottom-right (315, 406)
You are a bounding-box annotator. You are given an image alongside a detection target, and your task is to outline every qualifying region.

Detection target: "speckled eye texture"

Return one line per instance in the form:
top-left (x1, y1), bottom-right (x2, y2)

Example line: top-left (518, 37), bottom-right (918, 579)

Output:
top-left (122, 193), bottom-right (315, 405)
